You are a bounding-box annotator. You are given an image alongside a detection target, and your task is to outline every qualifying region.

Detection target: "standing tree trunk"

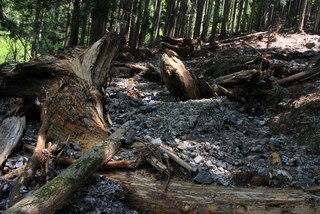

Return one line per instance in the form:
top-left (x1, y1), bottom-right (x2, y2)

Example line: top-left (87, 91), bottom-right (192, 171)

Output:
top-left (32, 0), bottom-right (43, 57)
top-left (176, 0), bottom-right (188, 37)
top-left (128, 0), bottom-right (139, 47)
top-left (150, 0), bottom-right (162, 45)
top-left (314, 2), bottom-right (320, 33)
top-left (89, 0), bottom-right (108, 45)
top-left (193, 0), bottom-right (206, 38)
top-left (231, 0), bottom-right (238, 33)
top-left (139, 0), bottom-right (151, 46)
top-left (240, 0), bottom-right (249, 32)
top-left (236, 0), bottom-right (244, 32)
top-left (201, 0), bottom-right (214, 41)
top-left (187, 0), bottom-right (197, 38)
top-left (296, 0), bottom-right (308, 33)
top-left (63, 0), bottom-right (72, 47)
top-left (220, 0), bottom-right (231, 38)
top-left (248, 0), bottom-right (257, 33)
top-left (69, 0), bottom-right (81, 46)
top-left (210, 0), bottom-right (221, 41)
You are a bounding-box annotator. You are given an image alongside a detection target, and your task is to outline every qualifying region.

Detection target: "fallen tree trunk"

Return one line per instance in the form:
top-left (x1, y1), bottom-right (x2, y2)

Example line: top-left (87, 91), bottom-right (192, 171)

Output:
top-left (107, 171), bottom-right (319, 214)
top-left (4, 122), bottom-right (131, 214)
top-left (276, 66), bottom-right (320, 86)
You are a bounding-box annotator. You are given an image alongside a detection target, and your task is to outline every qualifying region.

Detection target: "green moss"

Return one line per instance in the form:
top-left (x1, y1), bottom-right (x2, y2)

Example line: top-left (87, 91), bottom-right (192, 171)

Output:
top-left (37, 177), bottom-right (71, 199)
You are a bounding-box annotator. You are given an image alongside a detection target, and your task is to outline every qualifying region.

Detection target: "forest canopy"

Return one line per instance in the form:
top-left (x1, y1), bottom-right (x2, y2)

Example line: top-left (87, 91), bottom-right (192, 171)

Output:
top-left (0, 0), bottom-right (319, 64)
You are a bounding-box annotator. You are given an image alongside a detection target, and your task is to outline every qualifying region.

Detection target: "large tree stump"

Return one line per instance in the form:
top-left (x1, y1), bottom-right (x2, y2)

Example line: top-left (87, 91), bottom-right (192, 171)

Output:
top-left (160, 50), bottom-right (215, 101)
top-left (0, 32), bottom-right (123, 151)
top-left (0, 32), bottom-right (124, 208)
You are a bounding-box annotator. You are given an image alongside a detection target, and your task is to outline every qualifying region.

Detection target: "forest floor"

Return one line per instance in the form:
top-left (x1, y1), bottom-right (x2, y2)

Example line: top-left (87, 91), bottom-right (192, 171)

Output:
top-left (1, 32), bottom-right (320, 213)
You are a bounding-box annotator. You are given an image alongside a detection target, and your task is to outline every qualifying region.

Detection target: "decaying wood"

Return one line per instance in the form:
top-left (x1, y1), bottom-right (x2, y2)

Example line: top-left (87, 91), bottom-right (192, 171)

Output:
top-left (9, 102), bottom-right (51, 205)
top-left (0, 32), bottom-right (123, 151)
top-left (161, 36), bottom-right (198, 57)
top-left (107, 171), bottom-right (319, 214)
top-left (214, 69), bottom-right (262, 86)
top-left (276, 66), bottom-right (320, 86)
top-left (159, 146), bottom-right (192, 174)
top-left (161, 52), bottom-right (214, 100)
top-left (218, 31), bottom-right (268, 44)
top-left (4, 122), bottom-right (131, 214)
top-left (0, 116), bottom-right (26, 166)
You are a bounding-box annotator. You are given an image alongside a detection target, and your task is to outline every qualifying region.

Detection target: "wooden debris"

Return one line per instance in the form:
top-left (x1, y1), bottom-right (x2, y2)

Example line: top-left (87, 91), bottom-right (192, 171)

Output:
top-left (107, 171), bottom-right (319, 214)
top-left (4, 121), bottom-right (131, 214)
top-left (9, 102), bottom-right (51, 205)
top-left (159, 146), bottom-right (192, 174)
top-left (214, 69), bottom-right (262, 86)
top-left (0, 116), bottom-right (26, 166)
top-left (161, 36), bottom-right (197, 57)
top-left (276, 66), bottom-right (320, 86)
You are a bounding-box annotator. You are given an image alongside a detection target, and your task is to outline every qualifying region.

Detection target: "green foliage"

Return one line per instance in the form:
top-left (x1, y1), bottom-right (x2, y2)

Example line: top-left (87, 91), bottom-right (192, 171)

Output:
top-left (0, 31), bottom-right (30, 63)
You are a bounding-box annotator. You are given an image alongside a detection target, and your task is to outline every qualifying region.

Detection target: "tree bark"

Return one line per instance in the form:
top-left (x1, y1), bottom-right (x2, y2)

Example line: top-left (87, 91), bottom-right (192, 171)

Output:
top-left (315, 2), bottom-right (320, 33)
top-left (69, 0), bottom-right (81, 46)
top-left (107, 171), bottom-right (319, 214)
top-left (89, 0), bottom-right (108, 45)
top-left (248, 0), bottom-right (257, 33)
top-left (201, 0), bottom-right (213, 41)
top-left (193, 0), bottom-right (205, 38)
top-left (210, 0), bottom-right (221, 41)
top-left (296, 0), bottom-right (308, 33)
top-left (220, 0), bottom-right (231, 38)
top-left (240, 0), bottom-right (249, 32)
top-left (0, 116), bottom-right (26, 166)
top-left (160, 50), bottom-right (214, 100)
top-left (0, 32), bottom-right (124, 151)
top-left (150, 0), bottom-right (162, 45)
top-left (1, 32), bottom-right (124, 211)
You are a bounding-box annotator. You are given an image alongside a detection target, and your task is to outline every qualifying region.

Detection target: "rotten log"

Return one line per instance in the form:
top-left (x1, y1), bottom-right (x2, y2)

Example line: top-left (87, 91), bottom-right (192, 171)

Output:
top-left (276, 66), bottom-right (320, 86)
top-left (107, 171), bottom-right (319, 214)
top-left (161, 36), bottom-right (198, 57)
top-left (160, 51), bottom-right (215, 101)
top-left (4, 121), bottom-right (131, 214)
top-left (0, 116), bottom-right (26, 166)
top-left (214, 69), bottom-right (262, 86)
top-left (217, 31), bottom-right (268, 44)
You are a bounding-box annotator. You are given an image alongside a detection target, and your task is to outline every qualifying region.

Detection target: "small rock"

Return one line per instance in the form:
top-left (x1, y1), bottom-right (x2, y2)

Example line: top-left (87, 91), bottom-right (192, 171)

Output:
top-left (151, 137), bottom-right (162, 145)
top-left (306, 42), bottom-right (316, 49)
top-left (193, 170), bottom-right (215, 184)
top-left (276, 169), bottom-right (293, 181)
top-left (212, 173), bottom-right (230, 186)
top-left (194, 155), bottom-right (204, 164)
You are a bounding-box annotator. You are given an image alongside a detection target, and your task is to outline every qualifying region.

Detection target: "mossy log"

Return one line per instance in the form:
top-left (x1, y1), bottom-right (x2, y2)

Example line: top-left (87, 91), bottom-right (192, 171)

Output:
top-left (4, 122), bottom-right (131, 214)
